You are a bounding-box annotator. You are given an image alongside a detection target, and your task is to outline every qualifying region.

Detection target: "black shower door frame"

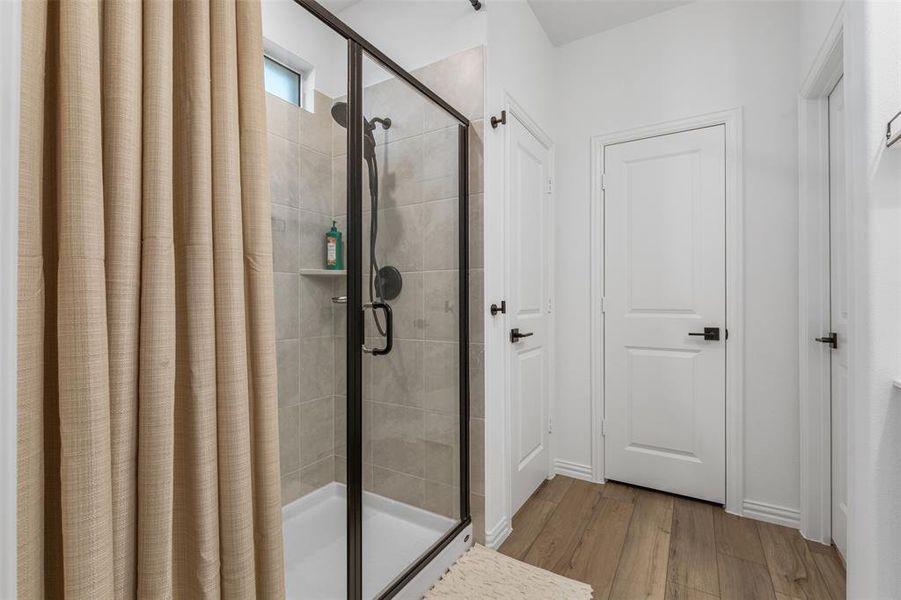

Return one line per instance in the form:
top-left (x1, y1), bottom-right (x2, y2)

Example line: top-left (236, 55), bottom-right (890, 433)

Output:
top-left (289, 1), bottom-right (471, 598)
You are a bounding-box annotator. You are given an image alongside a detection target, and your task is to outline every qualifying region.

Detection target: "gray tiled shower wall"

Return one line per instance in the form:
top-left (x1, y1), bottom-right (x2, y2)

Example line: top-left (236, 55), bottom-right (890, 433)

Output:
top-left (268, 86), bottom-right (345, 505)
top-left (269, 46), bottom-right (485, 543)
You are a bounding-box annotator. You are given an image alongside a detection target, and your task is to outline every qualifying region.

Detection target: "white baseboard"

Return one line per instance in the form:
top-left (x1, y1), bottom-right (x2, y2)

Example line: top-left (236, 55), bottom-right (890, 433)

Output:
top-left (741, 500), bottom-right (801, 529)
top-left (553, 459), bottom-right (594, 482)
top-left (484, 517), bottom-right (512, 550)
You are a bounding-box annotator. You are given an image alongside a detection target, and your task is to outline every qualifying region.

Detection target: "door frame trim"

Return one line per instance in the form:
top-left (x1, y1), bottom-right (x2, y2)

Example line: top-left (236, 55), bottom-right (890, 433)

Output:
top-left (589, 108), bottom-right (744, 515)
top-left (798, 8), bottom-right (844, 545)
top-left (0, 0), bottom-right (20, 594)
top-left (498, 93), bottom-right (556, 542)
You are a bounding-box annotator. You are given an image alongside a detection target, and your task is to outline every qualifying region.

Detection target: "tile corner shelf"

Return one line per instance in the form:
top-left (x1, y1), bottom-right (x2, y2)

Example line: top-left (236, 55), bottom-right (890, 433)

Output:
top-left (299, 269), bottom-right (347, 277)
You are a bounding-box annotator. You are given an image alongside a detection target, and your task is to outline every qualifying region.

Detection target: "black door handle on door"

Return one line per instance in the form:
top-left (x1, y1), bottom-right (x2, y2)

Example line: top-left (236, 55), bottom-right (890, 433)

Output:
top-left (510, 328), bottom-right (533, 343)
top-left (688, 327), bottom-right (721, 341)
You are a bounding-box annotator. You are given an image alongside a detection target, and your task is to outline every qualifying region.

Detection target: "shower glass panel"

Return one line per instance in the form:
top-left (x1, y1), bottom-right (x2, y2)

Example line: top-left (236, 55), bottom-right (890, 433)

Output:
top-left (265, 1), bottom-right (469, 597)
top-left (264, 4), bottom-right (348, 598)
top-left (360, 53), bottom-right (464, 599)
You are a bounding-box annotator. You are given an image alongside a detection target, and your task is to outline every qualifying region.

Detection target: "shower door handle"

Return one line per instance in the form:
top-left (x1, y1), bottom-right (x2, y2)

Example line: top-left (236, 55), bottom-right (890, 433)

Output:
top-left (362, 302), bottom-right (393, 356)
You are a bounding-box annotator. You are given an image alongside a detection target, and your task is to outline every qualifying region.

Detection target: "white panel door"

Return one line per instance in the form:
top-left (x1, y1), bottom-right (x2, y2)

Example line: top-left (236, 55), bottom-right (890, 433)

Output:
top-left (828, 76), bottom-right (848, 560)
top-left (508, 113), bottom-right (552, 514)
top-left (604, 125), bottom-right (726, 503)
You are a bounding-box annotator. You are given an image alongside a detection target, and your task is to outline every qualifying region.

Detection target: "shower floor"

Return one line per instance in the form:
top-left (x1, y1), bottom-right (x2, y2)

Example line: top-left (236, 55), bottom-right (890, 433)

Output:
top-left (283, 482), bottom-right (456, 599)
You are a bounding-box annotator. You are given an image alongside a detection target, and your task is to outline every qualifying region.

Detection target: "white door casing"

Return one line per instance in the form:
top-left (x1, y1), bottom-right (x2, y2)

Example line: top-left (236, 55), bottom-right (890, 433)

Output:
top-left (604, 125), bottom-right (727, 503)
top-left (507, 111), bottom-right (552, 515)
top-left (828, 76), bottom-right (848, 559)
top-left (798, 10), bottom-right (842, 543)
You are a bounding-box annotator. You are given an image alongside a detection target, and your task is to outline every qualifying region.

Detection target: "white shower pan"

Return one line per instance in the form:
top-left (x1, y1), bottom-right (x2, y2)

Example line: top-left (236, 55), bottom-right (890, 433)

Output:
top-left (282, 482), bottom-right (458, 599)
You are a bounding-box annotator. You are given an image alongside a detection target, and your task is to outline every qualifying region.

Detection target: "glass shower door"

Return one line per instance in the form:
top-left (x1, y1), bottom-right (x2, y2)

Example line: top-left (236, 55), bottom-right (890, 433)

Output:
top-left (358, 53), bottom-right (467, 598)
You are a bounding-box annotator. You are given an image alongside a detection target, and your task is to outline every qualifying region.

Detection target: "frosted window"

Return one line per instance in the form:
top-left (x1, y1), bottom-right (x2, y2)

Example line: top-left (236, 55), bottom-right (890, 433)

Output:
top-left (264, 56), bottom-right (301, 106)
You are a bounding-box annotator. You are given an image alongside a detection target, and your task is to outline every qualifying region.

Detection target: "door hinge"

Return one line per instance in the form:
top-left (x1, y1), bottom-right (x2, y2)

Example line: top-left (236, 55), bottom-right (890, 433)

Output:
top-left (547, 297), bottom-right (553, 314)
top-left (600, 297), bottom-right (606, 313)
top-left (601, 419), bottom-right (607, 437)
top-left (601, 173), bottom-right (607, 191)
top-left (547, 177), bottom-right (553, 194)
top-left (548, 417), bottom-right (553, 434)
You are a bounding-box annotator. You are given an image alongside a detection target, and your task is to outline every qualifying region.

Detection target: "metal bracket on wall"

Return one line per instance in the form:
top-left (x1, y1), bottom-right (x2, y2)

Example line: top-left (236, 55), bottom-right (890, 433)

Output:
top-left (887, 110), bottom-right (901, 148)
top-left (490, 110), bottom-right (507, 129)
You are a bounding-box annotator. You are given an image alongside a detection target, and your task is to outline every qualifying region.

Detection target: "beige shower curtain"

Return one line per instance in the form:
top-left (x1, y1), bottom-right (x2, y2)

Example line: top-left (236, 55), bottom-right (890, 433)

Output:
top-left (17, 0), bottom-right (284, 597)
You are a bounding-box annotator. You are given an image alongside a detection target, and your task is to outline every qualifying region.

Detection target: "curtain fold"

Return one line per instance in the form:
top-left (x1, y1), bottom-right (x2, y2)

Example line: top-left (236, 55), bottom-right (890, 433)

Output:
top-left (17, 0), bottom-right (285, 597)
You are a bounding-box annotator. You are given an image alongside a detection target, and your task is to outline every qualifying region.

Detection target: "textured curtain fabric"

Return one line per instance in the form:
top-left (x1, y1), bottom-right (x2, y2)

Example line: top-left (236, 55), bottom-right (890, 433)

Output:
top-left (17, 0), bottom-right (285, 597)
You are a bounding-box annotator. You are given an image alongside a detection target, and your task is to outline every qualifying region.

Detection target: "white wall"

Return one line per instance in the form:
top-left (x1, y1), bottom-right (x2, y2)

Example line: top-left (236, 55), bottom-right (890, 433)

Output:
top-left (261, 0), bottom-right (347, 98)
top-left (553, 1), bottom-right (803, 515)
top-left (483, 0), bottom-right (557, 547)
top-left (842, 1), bottom-right (901, 595)
top-left (0, 0), bottom-right (20, 595)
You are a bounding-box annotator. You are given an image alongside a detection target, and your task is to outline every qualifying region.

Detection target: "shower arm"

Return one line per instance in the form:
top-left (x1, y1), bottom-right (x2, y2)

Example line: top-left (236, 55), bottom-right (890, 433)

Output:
top-left (367, 116), bottom-right (392, 132)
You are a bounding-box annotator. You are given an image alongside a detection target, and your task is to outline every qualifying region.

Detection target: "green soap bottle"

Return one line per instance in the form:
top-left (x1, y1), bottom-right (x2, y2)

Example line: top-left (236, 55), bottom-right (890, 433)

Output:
top-left (326, 221), bottom-right (343, 270)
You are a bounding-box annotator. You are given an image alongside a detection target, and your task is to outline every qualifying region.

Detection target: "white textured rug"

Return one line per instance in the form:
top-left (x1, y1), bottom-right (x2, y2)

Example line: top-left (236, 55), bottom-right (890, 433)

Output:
top-left (424, 544), bottom-right (593, 599)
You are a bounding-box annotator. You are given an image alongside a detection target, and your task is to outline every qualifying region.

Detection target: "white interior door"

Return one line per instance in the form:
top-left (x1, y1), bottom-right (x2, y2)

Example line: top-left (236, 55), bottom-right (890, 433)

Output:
top-left (507, 112), bottom-right (552, 514)
top-left (604, 125), bottom-right (726, 503)
top-left (828, 76), bottom-right (848, 560)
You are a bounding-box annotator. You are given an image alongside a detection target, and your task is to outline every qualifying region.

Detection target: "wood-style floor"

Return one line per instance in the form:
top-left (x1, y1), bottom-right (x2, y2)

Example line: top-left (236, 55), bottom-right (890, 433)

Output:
top-left (498, 476), bottom-right (846, 600)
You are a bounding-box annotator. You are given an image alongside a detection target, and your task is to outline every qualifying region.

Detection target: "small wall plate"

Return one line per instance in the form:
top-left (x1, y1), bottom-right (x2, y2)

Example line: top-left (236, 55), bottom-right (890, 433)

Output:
top-left (375, 266), bottom-right (403, 301)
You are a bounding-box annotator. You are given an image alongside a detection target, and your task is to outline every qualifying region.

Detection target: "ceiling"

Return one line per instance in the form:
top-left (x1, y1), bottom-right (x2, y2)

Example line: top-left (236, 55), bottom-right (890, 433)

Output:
top-left (527, 0), bottom-right (691, 46)
top-left (319, 0), bottom-right (690, 47)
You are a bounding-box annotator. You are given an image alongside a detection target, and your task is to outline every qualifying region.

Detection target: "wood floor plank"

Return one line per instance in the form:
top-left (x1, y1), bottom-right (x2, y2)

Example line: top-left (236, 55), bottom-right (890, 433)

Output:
top-left (503, 480), bottom-right (844, 600)
top-left (609, 489), bottom-right (674, 600)
top-left (810, 546), bottom-right (847, 600)
top-left (499, 498), bottom-right (557, 560)
top-left (602, 481), bottom-right (639, 503)
top-left (756, 522), bottom-right (832, 599)
top-left (804, 540), bottom-right (833, 556)
top-left (561, 497), bottom-right (634, 600)
top-left (713, 510), bottom-right (767, 566)
top-left (532, 475), bottom-right (574, 505)
top-left (717, 553), bottom-right (776, 600)
top-left (522, 478), bottom-right (604, 571)
top-left (667, 498), bottom-right (720, 596)
top-left (666, 582), bottom-right (720, 600)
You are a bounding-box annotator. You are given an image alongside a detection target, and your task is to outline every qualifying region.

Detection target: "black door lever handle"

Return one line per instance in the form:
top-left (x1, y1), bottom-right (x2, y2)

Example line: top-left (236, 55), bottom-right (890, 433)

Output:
top-left (510, 328), bottom-right (533, 343)
top-left (688, 327), bottom-right (721, 341)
